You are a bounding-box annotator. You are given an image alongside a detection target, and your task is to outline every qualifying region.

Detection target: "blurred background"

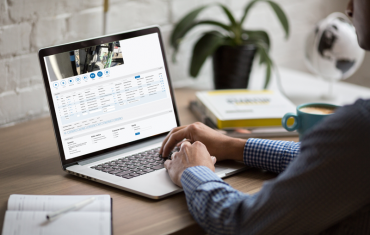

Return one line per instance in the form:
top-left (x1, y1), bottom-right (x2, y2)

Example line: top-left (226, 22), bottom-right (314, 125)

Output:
top-left (0, 0), bottom-right (369, 126)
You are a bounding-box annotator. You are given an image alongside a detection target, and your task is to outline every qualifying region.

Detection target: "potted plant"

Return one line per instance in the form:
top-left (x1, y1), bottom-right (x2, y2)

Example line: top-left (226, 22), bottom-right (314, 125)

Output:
top-left (170, 0), bottom-right (289, 89)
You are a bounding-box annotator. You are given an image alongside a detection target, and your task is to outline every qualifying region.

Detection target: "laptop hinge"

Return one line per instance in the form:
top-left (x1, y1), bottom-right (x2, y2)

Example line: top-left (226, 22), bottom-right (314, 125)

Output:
top-left (77, 135), bottom-right (166, 166)
top-left (63, 162), bottom-right (78, 170)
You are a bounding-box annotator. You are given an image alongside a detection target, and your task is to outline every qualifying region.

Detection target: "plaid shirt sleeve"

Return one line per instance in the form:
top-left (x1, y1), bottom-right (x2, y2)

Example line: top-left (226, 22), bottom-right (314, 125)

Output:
top-left (181, 166), bottom-right (255, 235)
top-left (180, 139), bottom-right (300, 234)
top-left (244, 138), bottom-right (301, 173)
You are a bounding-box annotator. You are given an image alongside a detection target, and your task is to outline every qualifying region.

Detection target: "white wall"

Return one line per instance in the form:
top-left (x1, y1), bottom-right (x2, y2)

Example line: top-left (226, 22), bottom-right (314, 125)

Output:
top-left (0, 0), bottom-right (368, 126)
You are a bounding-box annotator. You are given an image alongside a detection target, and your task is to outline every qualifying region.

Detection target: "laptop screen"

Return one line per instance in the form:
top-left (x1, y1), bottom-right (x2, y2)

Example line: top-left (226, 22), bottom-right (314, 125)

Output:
top-left (43, 32), bottom-right (177, 160)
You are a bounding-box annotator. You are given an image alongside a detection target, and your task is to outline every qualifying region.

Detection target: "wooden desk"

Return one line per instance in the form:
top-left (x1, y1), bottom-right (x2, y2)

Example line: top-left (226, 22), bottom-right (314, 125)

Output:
top-left (0, 88), bottom-right (298, 234)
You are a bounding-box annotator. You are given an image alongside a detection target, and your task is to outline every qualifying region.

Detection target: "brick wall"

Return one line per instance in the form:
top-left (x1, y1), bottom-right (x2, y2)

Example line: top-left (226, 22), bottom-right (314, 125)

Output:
top-left (0, 0), bottom-right (367, 126)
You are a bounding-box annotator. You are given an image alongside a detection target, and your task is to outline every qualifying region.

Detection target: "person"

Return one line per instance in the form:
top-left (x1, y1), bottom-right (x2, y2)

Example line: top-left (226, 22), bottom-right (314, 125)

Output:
top-left (159, 0), bottom-right (370, 234)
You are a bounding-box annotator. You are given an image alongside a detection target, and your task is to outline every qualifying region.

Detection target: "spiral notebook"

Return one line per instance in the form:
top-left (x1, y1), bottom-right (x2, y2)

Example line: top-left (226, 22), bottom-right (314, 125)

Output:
top-left (1, 194), bottom-right (112, 235)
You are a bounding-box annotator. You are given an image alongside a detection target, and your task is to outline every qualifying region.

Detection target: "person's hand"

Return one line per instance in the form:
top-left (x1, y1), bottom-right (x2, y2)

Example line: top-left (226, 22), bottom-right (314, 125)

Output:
top-left (164, 141), bottom-right (217, 187)
top-left (160, 122), bottom-right (247, 162)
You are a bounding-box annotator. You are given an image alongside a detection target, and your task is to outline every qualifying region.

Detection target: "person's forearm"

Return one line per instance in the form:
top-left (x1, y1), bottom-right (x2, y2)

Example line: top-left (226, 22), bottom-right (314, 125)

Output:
top-left (188, 182), bottom-right (251, 235)
top-left (182, 166), bottom-right (254, 235)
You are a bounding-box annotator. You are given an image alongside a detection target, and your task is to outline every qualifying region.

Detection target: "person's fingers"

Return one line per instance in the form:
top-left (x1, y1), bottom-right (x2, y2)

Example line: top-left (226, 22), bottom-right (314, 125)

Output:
top-left (164, 159), bottom-right (171, 170)
top-left (180, 140), bottom-right (192, 150)
top-left (162, 127), bottom-right (191, 158)
top-left (159, 126), bottom-right (186, 154)
top-left (171, 151), bottom-right (178, 160)
top-left (160, 126), bottom-right (183, 154)
top-left (192, 140), bottom-right (204, 147)
top-left (211, 156), bottom-right (217, 165)
top-left (176, 139), bottom-right (191, 147)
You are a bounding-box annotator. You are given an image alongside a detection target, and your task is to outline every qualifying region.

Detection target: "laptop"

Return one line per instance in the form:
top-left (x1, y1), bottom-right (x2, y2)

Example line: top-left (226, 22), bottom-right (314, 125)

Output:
top-left (38, 26), bottom-right (248, 199)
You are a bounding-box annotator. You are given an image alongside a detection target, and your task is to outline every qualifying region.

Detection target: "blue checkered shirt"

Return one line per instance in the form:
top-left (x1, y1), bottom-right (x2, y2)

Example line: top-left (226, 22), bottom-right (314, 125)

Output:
top-left (181, 99), bottom-right (370, 235)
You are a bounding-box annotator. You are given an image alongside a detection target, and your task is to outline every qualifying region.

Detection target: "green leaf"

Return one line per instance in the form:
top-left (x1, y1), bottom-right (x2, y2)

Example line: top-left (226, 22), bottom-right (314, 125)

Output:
top-left (170, 6), bottom-right (209, 51)
top-left (170, 4), bottom-right (234, 62)
top-left (197, 20), bottom-right (231, 31)
top-left (190, 32), bottom-right (225, 78)
top-left (171, 20), bottom-right (231, 62)
top-left (217, 4), bottom-right (237, 27)
top-left (244, 30), bottom-right (270, 50)
top-left (243, 30), bottom-right (270, 46)
top-left (266, 1), bottom-right (289, 38)
top-left (255, 42), bottom-right (273, 89)
top-left (240, 0), bottom-right (289, 39)
top-left (243, 30), bottom-right (270, 64)
top-left (264, 61), bottom-right (272, 89)
top-left (240, 0), bottom-right (260, 25)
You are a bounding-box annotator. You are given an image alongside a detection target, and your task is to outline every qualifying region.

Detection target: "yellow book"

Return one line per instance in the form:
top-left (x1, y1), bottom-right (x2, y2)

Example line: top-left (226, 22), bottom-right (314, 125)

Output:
top-left (196, 90), bottom-right (296, 129)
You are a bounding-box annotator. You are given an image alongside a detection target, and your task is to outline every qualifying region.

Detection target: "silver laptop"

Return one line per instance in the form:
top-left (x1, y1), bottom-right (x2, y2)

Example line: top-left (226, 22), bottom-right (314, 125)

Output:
top-left (38, 26), bottom-right (248, 199)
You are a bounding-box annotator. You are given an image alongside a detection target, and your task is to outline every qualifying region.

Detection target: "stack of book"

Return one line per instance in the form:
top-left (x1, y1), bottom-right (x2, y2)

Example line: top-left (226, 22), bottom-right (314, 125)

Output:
top-left (190, 90), bottom-right (298, 138)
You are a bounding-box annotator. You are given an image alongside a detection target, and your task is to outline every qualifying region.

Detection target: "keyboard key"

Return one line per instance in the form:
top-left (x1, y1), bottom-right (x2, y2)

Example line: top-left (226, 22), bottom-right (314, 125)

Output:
top-left (127, 165), bottom-right (136, 169)
top-left (167, 151), bottom-right (174, 160)
top-left (102, 168), bottom-right (115, 172)
top-left (112, 166), bottom-right (121, 169)
top-left (143, 168), bottom-right (154, 173)
top-left (136, 170), bottom-right (146, 175)
top-left (109, 170), bottom-right (122, 174)
top-left (129, 173), bottom-right (140, 177)
top-left (120, 167), bottom-right (130, 171)
top-left (151, 164), bottom-right (164, 170)
top-left (122, 175), bottom-right (133, 179)
top-left (116, 170), bottom-right (131, 176)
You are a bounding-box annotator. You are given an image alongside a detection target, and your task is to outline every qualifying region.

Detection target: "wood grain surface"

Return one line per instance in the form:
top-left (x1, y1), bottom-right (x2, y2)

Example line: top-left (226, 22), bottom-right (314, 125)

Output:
top-left (0, 88), bottom-right (298, 235)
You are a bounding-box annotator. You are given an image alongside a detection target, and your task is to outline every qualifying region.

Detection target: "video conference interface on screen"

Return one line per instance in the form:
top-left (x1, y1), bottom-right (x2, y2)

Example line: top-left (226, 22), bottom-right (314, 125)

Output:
top-left (44, 33), bottom-right (177, 160)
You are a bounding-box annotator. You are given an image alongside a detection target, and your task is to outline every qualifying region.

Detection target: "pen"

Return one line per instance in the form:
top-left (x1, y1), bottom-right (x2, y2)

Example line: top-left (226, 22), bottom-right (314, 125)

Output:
top-left (46, 197), bottom-right (95, 220)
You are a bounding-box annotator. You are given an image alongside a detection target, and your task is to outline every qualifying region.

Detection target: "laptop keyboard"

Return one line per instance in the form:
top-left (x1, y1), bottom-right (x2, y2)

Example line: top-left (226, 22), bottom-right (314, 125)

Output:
top-left (90, 147), bottom-right (171, 179)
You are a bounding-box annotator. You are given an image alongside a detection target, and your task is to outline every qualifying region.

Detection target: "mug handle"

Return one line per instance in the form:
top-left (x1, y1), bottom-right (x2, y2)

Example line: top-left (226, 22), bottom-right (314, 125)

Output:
top-left (282, 113), bottom-right (300, 132)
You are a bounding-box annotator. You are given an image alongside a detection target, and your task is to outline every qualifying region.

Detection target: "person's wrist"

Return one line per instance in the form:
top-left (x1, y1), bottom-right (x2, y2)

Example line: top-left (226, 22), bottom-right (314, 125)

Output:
top-left (218, 137), bottom-right (247, 161)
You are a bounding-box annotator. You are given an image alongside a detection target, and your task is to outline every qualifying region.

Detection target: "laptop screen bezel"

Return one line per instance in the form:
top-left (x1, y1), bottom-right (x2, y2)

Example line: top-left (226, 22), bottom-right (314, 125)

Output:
top-left (38, 26), bottom-right (180, 169)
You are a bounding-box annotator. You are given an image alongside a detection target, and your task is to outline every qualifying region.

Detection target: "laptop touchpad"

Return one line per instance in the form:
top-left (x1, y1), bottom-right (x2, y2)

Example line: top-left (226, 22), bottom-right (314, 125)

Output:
top-left (215, 165), bottom-right (229, 173)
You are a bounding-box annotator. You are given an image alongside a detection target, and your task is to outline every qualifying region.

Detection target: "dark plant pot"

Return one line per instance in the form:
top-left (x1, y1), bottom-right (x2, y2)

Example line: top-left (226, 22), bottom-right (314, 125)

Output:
top-left (212, 45), bottom-right (257, 89)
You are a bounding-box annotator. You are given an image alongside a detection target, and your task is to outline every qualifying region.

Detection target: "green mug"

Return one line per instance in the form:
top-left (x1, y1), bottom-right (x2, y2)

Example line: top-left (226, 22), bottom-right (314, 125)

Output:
top-left (282, 103), bottom-right (339, 139)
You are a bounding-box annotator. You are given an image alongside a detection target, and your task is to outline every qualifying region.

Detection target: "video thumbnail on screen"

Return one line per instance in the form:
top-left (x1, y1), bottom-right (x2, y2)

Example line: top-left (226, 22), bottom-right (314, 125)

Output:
top-left (45, 41), bottom-right (124, 82)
